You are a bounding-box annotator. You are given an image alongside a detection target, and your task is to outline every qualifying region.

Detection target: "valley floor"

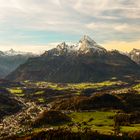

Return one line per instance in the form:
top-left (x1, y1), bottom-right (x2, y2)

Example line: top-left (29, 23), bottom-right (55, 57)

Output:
top-left (0, 79), bottom-right (140, 139)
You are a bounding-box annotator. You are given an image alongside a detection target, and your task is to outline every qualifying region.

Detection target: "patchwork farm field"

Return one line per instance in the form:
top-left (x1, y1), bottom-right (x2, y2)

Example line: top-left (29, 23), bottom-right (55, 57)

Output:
top-left (0, 79), bottom-right (140, 139)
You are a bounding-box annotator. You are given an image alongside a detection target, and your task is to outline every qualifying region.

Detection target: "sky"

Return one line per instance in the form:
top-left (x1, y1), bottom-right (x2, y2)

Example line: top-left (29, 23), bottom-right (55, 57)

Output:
top-left (0, 0), bottom-right (139, 53)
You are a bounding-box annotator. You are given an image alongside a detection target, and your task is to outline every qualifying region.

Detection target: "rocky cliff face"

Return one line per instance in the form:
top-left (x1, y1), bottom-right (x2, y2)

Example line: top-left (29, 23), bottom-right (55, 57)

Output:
top-left (129, 49), bottom-right (140, 65)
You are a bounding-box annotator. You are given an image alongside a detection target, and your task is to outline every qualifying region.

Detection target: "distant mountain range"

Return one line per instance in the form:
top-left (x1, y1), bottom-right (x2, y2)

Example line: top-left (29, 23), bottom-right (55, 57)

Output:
top-left (6, 36), bottom-right (140, 83)
top-left (0, 49), bottom-right (33, 56)
top-left (0, 49), bottom-right (35, 78)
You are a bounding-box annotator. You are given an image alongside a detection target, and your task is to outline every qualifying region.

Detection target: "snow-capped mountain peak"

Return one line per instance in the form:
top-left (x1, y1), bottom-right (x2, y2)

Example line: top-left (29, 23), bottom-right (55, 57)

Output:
top-left (43, 35), bottom-right (107, 56)
top-left (5, 49), bottom-right (18, 56)
top-left (77, 35), bottom-right (106, 54)
top-left (4, 49), bottom-right (33, 56)
top-left (79, 35), bottom-right (97, 45)
top-left (57, 42), bottom-right (67, 49)
top-left (56, 42), bottom-right (73, 51)
top-left (56, 42), bottom-right (77, 53)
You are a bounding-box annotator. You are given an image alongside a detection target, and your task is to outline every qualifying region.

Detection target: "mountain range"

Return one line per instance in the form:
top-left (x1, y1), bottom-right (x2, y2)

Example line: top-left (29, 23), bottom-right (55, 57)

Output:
top-left (0, 49), bottom-right (35, 78)
top-left (6, 36), bottom-right (140, 83)
top-left (0, 49), bottom-right (33, 56)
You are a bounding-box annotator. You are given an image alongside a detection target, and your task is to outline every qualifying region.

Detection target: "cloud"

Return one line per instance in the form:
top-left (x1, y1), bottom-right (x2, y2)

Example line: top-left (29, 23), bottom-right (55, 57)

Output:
top-left (72, 0), bottom-right (140, 19)
top-left (0, 0), bottom-right (139, 51)
top-left (0, 0), bottom-right (86, 34)
top-left (86, 23), bottom-right (140, 33)
top-left (114, 24), bottom-right (140, 32)
top-left (1, 0), bottom-right (139, 31)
